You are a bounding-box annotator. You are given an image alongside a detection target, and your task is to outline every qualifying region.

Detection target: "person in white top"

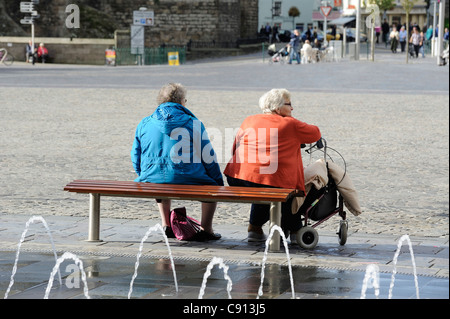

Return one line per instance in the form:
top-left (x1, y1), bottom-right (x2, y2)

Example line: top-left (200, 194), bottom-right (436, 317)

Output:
top-left (390, 26), bottom-right (399, 53)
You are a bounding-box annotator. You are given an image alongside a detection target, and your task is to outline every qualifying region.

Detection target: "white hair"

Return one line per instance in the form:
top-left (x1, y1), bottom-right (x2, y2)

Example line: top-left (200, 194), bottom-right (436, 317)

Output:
top-left (259, 89), bottom-right (291, 114)
top-left (157, 83), bottom-right (187, 105)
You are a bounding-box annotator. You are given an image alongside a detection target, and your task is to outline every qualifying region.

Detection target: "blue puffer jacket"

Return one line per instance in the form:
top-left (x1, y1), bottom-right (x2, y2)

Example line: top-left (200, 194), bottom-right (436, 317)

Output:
top-left (131, 102), bottom-right (224, 186)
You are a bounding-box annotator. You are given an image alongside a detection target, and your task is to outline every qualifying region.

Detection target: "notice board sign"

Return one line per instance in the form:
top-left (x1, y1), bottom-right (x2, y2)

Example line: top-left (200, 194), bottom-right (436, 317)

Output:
top-left (133, 10), bottom-right (154, 26)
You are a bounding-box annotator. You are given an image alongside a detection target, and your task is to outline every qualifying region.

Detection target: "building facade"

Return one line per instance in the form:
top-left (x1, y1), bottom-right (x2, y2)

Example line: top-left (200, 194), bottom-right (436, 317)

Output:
top-left (343, 0), bottom-right (432, 30)
top-left (258, 0), bottom-right (316, 32)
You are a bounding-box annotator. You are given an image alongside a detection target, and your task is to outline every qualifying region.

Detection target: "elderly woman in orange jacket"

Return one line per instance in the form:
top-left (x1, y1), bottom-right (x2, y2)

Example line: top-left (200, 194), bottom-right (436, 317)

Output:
top-left (224, 89), bottom-right (321, 242)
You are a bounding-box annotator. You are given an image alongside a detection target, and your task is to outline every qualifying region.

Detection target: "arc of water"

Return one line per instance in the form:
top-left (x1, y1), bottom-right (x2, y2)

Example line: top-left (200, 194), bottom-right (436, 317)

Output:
top-left (388, 234), bottom-right (420, 299)
top-left (4, 215), bottom-right (62, 299)
top-left (128, 224), bottom-right (178, 299)
top-left (360, 264), bottom-right (380, 299)
top-left (44, 252), bottom-right (90, 299)
top-left (257, 225), bottom-right (295, 299)
top-left (198, 257), bottom-right (233, 299)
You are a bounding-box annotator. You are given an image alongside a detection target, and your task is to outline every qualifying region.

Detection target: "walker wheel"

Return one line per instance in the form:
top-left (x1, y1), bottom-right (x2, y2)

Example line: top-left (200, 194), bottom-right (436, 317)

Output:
top-left (338, 220), bottom-right (348, 246)
top-left (296, 226), bottom-right (319, 249)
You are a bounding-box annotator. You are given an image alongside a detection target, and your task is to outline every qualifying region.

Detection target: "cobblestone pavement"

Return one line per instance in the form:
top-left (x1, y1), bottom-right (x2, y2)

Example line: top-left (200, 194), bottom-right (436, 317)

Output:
top-left (0, 49), bottom-right (448, 300)
top-left (0, 50), bottom-right (448, 240)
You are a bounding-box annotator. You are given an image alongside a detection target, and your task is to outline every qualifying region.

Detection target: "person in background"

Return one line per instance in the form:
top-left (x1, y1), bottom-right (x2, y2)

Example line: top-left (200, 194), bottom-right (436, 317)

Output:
top-left (25, 40), bottom-right (36, 64)
top-left (399, 26), bottom-right (407, 53)
top-left (37, 43), bottom-right (49, 63)
top-left (382, 19), bottom-right (390, 47)
top-left (410, 27), bottom-right (421, 58)
top-left (390, 26), bottom-right (399, 53)
top-left (425, 25), bottom-right (433, 41)
top-left (288, 29), bottom-right (301, 64)
top-left (419, 31), bottom-right (425, 58)
top-left (375, 25), bottom-right (381, 43)
top-left (443, 28), bottom-right (449, 41)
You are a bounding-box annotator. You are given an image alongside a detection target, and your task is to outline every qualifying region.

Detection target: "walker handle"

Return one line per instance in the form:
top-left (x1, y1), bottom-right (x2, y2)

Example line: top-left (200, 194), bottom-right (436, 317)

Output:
top-left (316, 138), bottom-right (324, 149)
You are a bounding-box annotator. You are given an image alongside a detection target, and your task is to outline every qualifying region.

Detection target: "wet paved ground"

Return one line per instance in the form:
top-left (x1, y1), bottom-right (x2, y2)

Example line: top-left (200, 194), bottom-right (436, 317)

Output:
top-left (0, 214), bottom-right (448, 300)
top-left (0, 47), bottom-right (448, 303)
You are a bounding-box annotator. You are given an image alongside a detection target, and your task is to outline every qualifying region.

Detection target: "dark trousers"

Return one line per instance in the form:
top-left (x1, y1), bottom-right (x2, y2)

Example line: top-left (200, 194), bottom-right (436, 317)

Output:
top-left (400, 41), bottom-right (406, 52)
top-left (226, 176), bottom-right (303, 232)
top-left (413, 44), bottom-right (420, 57)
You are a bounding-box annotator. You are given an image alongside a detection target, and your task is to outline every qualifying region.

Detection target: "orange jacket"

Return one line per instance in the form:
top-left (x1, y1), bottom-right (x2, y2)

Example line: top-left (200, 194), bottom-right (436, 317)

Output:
top-left (224, 114), bottom-right (321, 191)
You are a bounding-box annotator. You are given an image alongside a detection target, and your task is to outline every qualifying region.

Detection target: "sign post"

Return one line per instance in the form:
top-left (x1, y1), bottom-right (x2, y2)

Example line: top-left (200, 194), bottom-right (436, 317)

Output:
top-left (320, 4), bottom-right (332, 46)
top-left (131, 9), bottom-right (154, 65)
top-left (131, 25), bottom-right (145, 65)
top-left (20, 1), bottom-right (39, 53)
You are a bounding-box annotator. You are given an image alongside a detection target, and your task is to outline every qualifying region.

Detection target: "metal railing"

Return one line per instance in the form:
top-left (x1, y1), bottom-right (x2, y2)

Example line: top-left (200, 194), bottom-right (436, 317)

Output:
top-left (187, 38), bottom-right (265, 50)
top-left (262, 41), bottom-right (370, 62)
top-left (422, 40), bottom-right (449, 55)
top-left (115, 47), bottom-right (186, 66)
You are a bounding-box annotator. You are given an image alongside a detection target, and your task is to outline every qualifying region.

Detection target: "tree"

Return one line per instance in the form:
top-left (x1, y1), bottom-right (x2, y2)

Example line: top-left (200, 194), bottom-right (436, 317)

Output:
top-left (365, 0), bottom-right (395, 20)
top-left (401, 0), bottom-right (419, 64)
top-left (288, 7), bottom-right (300, 29)
top-left (375, 0), bottom-right (396, 18)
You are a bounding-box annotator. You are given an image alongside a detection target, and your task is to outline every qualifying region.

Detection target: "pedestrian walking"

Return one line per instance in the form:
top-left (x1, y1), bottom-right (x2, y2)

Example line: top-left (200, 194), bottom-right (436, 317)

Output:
top-left (288, 29), bottom-right (301, 64)
top-left (390, 26), bottom-right (399, 53)
top-left (399, 26), bottom-right (407, 52)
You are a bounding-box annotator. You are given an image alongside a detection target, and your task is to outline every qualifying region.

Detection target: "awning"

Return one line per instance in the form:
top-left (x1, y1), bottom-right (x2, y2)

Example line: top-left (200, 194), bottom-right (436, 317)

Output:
top-left (329, 16), bottom-right (356, 26)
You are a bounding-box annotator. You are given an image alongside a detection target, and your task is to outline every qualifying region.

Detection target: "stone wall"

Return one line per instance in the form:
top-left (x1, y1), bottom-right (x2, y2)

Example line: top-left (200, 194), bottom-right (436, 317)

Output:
top-left (1, 0), bottom-right (259, 47)
top-left (0, 36), bottom-right (115, 64)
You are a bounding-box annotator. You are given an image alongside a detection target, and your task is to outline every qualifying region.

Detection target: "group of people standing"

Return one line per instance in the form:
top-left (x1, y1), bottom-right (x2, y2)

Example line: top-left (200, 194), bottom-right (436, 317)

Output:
top-left (286, 29), bottom-right (322, 65)
top-left (387, 25), bottom-right (408, 54)
top-left (259, 23), bottom-right (280, 43)
top-left (382, 20), bottom-right (449, 58)
top-left (131, 83), bottom-right (321, 242)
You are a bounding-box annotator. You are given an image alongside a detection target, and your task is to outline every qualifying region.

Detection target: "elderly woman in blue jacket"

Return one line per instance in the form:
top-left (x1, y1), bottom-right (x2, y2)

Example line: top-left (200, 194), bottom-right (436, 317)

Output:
top-left (131, 83), bottom-right (223, 241)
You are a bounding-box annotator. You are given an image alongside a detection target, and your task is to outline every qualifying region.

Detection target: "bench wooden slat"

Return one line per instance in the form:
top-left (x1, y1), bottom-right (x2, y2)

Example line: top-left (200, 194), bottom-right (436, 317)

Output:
top-left (65, 180), bottom-right (300, 195)
top-left (64, 180), bottom-right (303, 202)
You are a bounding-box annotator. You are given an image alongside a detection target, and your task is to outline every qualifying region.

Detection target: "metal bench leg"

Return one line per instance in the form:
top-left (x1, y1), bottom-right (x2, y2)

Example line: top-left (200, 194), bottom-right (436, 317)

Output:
top-left (87, 193), bottom-right (102, 242)
top-left (269, 202), bottom-right (281, 251)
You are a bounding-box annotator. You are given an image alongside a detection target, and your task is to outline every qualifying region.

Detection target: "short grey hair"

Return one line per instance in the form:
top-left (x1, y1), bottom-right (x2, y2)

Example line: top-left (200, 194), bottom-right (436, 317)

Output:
top-left (259, 89), bottom-right (291, 114)
top-left (157, 83), bottom-right (187, 105)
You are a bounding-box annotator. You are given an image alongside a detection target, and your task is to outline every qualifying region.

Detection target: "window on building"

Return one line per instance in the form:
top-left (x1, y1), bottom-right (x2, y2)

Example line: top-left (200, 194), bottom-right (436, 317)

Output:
top-left (392, 16), bottom-right (401, 26)
top-left (296, 23), bottom-right (304, 32)
top-left (273, 1), bottom-right (282, 17)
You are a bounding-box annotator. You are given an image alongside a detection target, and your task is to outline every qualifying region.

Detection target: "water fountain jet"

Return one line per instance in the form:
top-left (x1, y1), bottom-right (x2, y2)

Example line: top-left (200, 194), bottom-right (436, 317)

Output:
top-left (128, 223), bottom-right (178, 299)
top-left (360, 264), bottom-right (380, 299)
top-left (389, 234), bottom-right (420, 299)
top-left (198, 257), bottom-right (233, 299)
top-left (44, 252), bottom-right (90, 299)
top-left (257, 225), bottom-right (295, 299)
top-left (4, 215), bottom-right (62, 299)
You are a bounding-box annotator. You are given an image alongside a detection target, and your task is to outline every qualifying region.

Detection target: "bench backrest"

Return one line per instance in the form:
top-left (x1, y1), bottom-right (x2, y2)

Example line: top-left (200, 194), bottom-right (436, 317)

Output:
top-left (64, 180), bottom-right (303, 204)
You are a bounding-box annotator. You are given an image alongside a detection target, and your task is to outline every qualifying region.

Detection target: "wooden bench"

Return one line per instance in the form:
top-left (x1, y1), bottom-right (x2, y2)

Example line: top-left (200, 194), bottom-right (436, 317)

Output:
top-left (64, 180), bottom-right (304, 251)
